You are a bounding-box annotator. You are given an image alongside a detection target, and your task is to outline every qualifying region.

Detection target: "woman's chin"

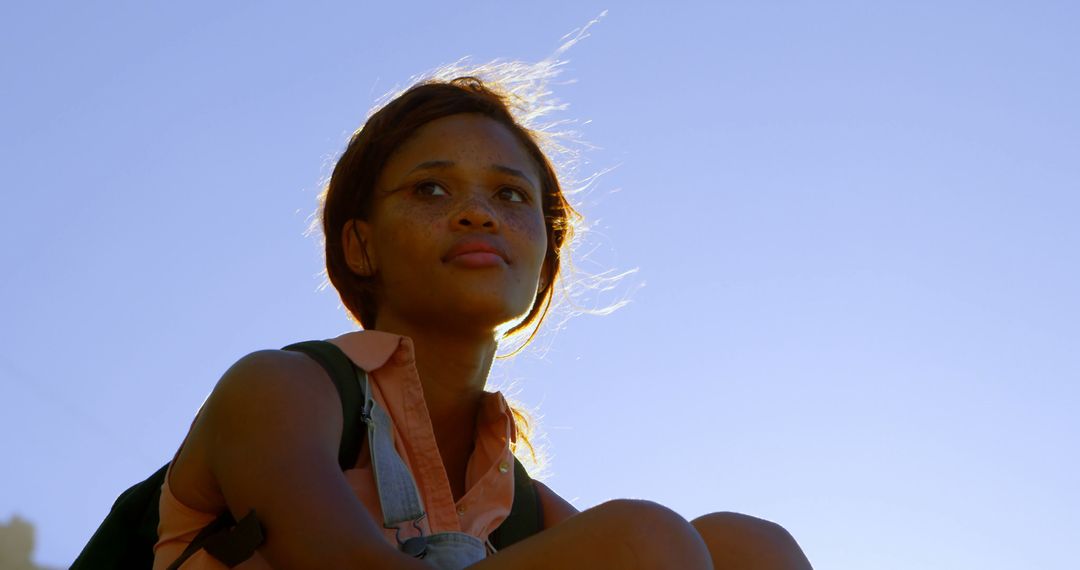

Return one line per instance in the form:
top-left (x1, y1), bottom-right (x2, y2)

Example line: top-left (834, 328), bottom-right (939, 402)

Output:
top-left (384, 286), bottom-right (534, 335)
top-left (439, 301), bottom-right (531, 334)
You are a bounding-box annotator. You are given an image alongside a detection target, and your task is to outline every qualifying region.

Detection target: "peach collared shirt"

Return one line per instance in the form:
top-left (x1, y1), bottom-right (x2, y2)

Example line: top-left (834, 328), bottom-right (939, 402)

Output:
top-left (153, 330), bottom-right (518, 569)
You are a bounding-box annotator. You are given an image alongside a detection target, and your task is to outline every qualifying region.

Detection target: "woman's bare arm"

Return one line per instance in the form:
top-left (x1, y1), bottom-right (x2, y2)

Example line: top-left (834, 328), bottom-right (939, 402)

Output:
top-left (187, 349), bottom-right (428, 570)
top-left (533, 480), bottom-right (579, 529)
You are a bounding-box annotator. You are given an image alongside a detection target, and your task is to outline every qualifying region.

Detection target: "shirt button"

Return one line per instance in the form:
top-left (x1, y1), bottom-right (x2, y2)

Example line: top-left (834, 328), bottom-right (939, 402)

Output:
top-left (498, 462), bottom-right (510, 474)
top-left (457, 506), bottom-right (466, 516)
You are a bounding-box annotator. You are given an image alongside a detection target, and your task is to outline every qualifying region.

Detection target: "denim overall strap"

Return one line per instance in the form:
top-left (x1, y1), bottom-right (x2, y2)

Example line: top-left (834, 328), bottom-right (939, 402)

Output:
top-left (359, 372), bottom-right (427, 532)
top-left (357, 370), bottom-right (487, 569)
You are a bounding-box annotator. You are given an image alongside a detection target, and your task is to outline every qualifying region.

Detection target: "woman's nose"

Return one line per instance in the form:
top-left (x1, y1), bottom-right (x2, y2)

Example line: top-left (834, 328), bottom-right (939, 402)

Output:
top-left (452, 196), bottom-right (499, 230)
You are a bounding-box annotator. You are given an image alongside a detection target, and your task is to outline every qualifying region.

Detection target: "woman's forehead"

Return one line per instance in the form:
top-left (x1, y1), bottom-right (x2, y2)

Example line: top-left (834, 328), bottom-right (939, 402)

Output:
top-left (379, 114), bottom-right (541, 186)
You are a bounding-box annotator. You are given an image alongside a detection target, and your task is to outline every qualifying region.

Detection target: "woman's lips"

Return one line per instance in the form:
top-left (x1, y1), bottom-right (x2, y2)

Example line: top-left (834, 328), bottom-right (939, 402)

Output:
top-left (443, 238), bottom-right (509, 267)
top-left (447, 251), bottom-right (505, 268)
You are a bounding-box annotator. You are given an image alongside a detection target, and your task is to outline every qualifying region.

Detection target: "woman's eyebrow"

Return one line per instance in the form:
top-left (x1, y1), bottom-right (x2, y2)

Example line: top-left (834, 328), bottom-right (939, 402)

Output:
top-left (406, 159), bottom-right (455, 175)
top-left (407, 160), bottom-right (538, 189)
top-left (490, 164), bottom-right (537, 189)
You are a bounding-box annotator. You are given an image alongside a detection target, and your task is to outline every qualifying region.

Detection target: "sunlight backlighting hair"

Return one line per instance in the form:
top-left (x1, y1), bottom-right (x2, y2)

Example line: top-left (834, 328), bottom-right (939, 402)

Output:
top-left (310, 13), bottom-right (626, 469)
top-left (319, 73), bottom-right (581, 352)
top-left (317, 68), bottom-right (583, 469)
top-left (313, 16), bottom-right (614, 338)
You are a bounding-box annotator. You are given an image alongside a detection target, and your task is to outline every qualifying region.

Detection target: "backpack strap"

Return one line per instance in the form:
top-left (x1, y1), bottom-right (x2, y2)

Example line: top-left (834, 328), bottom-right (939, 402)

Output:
top-left (167, 340), bottom-right (365, 569)
top-left (281, 340), bottom-right (364, 470)
top-left (168, 339), bottom-right (544, 565)
top-left (488, 456), bottom-right (543, 550)
top-left (166, 510), bottom-right (263, 570)
top-left (289, 340), bottom-right (544, 548)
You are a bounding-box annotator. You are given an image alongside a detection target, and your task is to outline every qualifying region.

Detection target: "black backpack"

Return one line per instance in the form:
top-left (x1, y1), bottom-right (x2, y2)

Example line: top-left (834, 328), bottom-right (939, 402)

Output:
top-left (72, 340), bottom-right (541, 568)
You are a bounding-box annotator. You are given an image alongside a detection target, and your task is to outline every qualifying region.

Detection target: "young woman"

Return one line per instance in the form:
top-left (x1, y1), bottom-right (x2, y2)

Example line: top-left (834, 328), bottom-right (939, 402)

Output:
top-left (154, 74), bottom-right (813, 569)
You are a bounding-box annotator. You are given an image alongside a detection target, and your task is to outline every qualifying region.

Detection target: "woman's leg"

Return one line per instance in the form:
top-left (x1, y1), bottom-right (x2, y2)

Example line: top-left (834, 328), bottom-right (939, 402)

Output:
top-left (690, 512), bottom-right (813, 570)
top-left (472, 499), bottom-right (714, 570)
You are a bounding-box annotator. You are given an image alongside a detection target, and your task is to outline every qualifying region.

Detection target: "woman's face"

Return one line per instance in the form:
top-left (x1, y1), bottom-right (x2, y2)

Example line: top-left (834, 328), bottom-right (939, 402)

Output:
top-left (346, 113), bottom-right (549, 334)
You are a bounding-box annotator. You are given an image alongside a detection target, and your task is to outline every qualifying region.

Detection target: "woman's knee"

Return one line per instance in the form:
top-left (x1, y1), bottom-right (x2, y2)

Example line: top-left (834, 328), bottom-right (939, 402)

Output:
top-left (592, 499), bottom-right (712, 569)
top-left (691, 512), bottom-right (812, 570)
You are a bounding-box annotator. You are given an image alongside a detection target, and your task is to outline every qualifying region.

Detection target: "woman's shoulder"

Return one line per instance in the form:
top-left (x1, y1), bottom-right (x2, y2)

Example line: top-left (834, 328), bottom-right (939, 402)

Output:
top-left (203, 348), bottom-right (345, 446)
top-left (224, 347), bottom-right (331, 379)
top-left (167, 348), bottom-right (342, 512)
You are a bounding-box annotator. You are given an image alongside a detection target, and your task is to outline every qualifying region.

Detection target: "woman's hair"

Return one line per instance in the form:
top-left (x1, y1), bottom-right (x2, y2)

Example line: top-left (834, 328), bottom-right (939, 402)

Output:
top-left (319, 75), bottom-right (580, 348)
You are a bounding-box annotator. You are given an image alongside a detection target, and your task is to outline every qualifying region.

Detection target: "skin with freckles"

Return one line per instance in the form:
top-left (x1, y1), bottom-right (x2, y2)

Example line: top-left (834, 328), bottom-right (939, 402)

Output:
top-left (342, 113), bottom-right (552, 501)
top-left (347, 113), bottom-right (550, 340)
top-left (338, 112), bottom-right (815, 569)
top-left (161, 91), bottom-right (813, 568)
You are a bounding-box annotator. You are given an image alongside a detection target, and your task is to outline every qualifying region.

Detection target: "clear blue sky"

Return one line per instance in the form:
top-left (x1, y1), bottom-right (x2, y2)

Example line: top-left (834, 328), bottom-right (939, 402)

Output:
top-left (2, 2), bottom-right (1078, 568)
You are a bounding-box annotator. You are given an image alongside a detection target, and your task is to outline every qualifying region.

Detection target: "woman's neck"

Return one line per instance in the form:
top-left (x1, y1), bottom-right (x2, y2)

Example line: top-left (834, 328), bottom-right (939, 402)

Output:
top-left (373, 316), bottom-right (497, 498)
top-left (372, 315), bottom-right (497, 431)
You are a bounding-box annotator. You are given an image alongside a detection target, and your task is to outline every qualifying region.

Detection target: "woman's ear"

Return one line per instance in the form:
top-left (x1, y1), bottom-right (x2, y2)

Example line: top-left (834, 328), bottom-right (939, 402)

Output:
top-left (343, 219), bottom-right (376, 277)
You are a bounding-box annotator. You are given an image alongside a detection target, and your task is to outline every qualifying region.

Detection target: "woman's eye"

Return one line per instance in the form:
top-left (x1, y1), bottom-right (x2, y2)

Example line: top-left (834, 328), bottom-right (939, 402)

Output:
top-left (497, 187), bottom-right (527, 203)
top-left (415, 181), bottom-right (449, 197)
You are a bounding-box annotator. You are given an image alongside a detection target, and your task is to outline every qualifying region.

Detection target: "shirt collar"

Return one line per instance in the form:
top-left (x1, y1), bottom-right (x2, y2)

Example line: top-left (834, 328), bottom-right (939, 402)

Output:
top-left (326, 328), bottom-right (517, 444)
top-left (327, 329), bottom-right (408, 372)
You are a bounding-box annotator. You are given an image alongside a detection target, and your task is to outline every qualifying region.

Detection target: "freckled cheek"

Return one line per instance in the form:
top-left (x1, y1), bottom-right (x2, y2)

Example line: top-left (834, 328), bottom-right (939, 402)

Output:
top-left (379, 213), bottom-right (444, 263)
top-left (506, 211), bottom-right (549, 266)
